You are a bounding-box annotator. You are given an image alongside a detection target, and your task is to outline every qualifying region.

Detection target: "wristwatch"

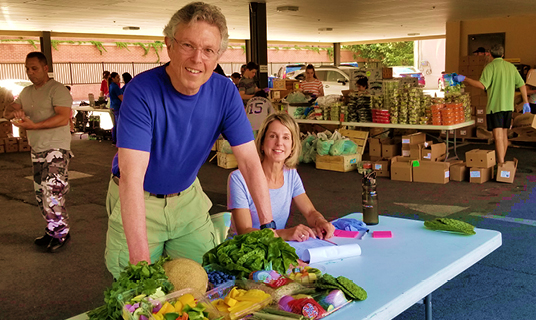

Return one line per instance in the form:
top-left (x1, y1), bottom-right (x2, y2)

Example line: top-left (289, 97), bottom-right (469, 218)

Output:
top-left (260, 220), bottom-right (276, 230)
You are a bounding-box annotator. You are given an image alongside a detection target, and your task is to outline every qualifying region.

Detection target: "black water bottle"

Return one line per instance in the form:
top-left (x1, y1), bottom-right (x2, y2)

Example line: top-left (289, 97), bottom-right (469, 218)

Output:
top-left (362, 171), bottom-right (379, 225)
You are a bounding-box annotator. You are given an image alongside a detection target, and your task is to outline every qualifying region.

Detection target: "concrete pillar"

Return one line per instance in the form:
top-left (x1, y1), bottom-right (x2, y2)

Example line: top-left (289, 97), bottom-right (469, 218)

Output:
top-left (333, 43), bottom-right (341, 66)
top-left (40, 31), bottom-right (54, 77)
top-left (445, 21), bottom-right (461, 73)
top-left (249, 2), bottom-right (268, 88)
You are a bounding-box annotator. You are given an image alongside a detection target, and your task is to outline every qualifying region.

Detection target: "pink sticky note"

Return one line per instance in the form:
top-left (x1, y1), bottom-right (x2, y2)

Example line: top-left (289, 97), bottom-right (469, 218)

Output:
top-left (372, 231), bottom-right (392, 238)
top-left (334, 229), bottom-right (360, 238)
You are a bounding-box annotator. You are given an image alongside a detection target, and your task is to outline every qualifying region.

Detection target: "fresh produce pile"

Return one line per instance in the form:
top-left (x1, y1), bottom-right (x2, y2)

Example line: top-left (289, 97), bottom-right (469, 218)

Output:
top-left (87, 257), bottom-right (174, 320)
top-left (202, 229), bottom-right (299, 278)
top-left (346, 94), bottom-right (372, 123)
top-left (316, 274), bottom-right (367, 301)
top-left (424, 218), bottom-right (476, 235)
top-left (123, 292), bottom-right (218, 320)
top-left (211, 287), bottom-right (272, 318)
top-left (207, 270), bottom-right (236, 287)
top-left (287, 266), bottom-right (322, 284)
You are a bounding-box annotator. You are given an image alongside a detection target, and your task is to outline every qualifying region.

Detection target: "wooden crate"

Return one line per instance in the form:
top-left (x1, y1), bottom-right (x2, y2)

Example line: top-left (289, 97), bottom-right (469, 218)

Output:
top-left (217, 152), bottom-right (238, 169)
top-left (339, 129), bottom-right (369, 155)
top-left (316, 154), bottom-right (362, 172)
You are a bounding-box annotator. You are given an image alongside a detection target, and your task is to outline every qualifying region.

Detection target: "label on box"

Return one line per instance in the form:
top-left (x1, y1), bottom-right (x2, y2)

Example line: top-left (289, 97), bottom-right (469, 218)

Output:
top-left (402, 139), bottom-right (410, 144)
top-left (445, 171), bottom-right (450, 178)
top-left (477, 109), bottom-right (484, 115)
top-left (424, 141), bottom-right (430, 147)
top-left (350, 158), bottom-right (357, 164)
top-left (374, 164), bottom-right (383, 170)
top-left (500, 171), bottom-right (511, 178)
top-left (470, 171), bottom-right (481, 178)
top-left (402, 150), bottom-right (410, 156)
top-left (477, 118), bottom-right (484, 123)
top-left (412, 161), bottom-right (420, 167)
top-left (423, 153), bottom-right (431, 159)
top-left (460, 130), bottom-right (466, 135)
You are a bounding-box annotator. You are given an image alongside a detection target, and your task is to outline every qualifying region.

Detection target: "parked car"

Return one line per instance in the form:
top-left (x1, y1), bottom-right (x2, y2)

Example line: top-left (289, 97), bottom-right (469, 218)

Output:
top-left (276, 64), bottom-right (305, 79)
top-left (0, 79), bottom-right (32, 99)
top-left (286, 66), bottom-right (351, 96)
top-left (392, 66), bottom-right (426, 87)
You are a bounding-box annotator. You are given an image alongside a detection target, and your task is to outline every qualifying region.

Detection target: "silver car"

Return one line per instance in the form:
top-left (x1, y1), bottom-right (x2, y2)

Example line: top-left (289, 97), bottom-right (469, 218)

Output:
top-left (286, 66), bottom-right (354, 96)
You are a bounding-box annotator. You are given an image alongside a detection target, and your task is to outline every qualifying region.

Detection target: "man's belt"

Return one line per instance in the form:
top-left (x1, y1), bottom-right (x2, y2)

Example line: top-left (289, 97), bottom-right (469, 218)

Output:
top-left (112, 175), bottom-right (181, 198)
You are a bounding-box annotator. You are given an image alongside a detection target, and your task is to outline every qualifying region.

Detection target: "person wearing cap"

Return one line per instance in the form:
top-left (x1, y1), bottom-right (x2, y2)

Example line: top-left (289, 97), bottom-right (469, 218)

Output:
top-left (455, 44), bottom-right (529, 166)
top-left (473, 47), bottom-right (487, 56)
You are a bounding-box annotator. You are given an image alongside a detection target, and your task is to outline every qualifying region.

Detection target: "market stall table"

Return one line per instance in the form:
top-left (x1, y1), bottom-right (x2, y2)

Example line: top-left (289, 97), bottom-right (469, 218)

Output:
top-left (67, 212), bottom-right (500, 320)
top-left (320, 213), bottom-right (501, 319)
top-left (71, 104), bottom-right (114, 130)
top-left (340, 120), bottom-right (475, 160)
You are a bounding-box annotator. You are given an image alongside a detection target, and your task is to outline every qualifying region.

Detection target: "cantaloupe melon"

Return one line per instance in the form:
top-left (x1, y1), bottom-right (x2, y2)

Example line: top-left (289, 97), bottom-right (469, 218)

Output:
top-left (163, 258), bottom-right (208, 293)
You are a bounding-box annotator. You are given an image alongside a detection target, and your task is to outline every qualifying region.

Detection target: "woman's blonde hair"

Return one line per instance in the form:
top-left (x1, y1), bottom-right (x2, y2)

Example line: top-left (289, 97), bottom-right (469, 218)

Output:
top-left (255, 112), bottom-right (301, 168)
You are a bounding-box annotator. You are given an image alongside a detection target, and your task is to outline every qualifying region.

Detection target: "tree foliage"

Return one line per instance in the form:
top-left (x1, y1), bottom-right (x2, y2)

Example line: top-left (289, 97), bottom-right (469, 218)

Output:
top-left (343, 41), bottom-right (414, 66)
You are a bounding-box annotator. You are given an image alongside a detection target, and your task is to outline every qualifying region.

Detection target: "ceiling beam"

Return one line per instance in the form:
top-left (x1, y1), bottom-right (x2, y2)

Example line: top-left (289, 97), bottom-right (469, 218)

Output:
top-left (342, 35), bottom-right (445, 45)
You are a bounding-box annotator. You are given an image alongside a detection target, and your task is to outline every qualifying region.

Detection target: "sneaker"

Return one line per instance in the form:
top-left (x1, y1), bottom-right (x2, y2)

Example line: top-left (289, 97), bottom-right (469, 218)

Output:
top-left (34, 233), bottom-right (53, 247)
top-left (47, 233), bottom-right (71, 253)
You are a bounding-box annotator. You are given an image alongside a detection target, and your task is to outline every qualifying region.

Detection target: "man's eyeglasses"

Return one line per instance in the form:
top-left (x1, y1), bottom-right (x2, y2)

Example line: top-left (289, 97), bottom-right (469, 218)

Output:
top-left (173, 39), bottom-right (219, 60)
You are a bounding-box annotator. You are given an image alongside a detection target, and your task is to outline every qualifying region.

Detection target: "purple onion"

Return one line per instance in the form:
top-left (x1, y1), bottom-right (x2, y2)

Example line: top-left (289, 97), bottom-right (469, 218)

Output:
top-left (278, 295), bottom-right (295, 312)
top-left (125, 304), bottom-right (135, 313)
top-left (140, 315), bottom-right (149, 320)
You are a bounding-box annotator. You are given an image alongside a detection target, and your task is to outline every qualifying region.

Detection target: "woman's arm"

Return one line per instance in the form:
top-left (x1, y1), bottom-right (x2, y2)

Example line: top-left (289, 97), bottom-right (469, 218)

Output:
top-left (293, 193), bottom-right (335, 239)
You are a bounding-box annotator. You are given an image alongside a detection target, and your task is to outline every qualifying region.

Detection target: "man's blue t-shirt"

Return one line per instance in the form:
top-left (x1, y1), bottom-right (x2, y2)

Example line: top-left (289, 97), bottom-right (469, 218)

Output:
top-left (227, 168), bottom-right (306, 230)
top-left (109, 82), bottom-right (122, 111)
top-left (113, 63), bottom-right (254, 194)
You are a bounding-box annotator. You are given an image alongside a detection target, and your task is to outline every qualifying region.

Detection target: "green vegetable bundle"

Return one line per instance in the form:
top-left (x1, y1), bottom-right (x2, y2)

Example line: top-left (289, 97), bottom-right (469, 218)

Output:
top-left (424, 218), bottom-right (476, 235)
top-left (316, 274), bottom-right (367, 301)
top-left (88, 256), bottom-right (173, 320)
top-left (202, 229), bottom-right (299, 278)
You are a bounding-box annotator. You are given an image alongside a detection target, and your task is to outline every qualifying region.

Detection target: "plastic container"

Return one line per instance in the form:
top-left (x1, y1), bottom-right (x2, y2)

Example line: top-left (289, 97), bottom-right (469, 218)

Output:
top-left (121, 287), bottom-right (221, 320)
top-left (205, 279), bottom-right (273, 320)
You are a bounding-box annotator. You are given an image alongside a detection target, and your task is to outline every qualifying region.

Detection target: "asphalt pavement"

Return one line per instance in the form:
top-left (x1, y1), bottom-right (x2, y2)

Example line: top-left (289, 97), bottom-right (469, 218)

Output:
top-left (1, 138), bottom-right (535, 320)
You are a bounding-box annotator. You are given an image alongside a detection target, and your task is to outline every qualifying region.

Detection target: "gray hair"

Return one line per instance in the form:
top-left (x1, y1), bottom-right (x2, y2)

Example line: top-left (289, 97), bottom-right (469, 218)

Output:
top-left (163, 2), bottom-right (229, 54)
top-left (489, 44), bottom-right (504, 58)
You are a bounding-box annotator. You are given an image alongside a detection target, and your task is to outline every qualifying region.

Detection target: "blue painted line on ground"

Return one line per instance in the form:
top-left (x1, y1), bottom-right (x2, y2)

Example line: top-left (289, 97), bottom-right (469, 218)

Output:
top-left (470, 213), bottom-right (536, 226)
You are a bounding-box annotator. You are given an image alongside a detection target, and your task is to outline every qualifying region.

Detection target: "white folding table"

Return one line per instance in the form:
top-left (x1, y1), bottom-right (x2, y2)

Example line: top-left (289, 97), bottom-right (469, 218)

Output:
top-left (320, 213), bottom-right (501, 319)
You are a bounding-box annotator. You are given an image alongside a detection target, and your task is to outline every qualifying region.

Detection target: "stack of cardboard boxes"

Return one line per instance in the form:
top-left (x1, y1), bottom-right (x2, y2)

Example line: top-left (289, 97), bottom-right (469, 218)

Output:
top-left (270, 79), bottom-right (299, 101)
top-left (368, 136), bottom-right (402, 177)
top-left (466, 149), bottom-right (496, 183)
top-left (457, 55), bottom-right (490, 139)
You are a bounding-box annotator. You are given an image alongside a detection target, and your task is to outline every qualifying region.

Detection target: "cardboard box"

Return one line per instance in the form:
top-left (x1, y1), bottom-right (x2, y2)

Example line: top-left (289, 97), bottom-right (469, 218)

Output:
top-left (401, 132), bottom-right (426, 145)
top-left (372, 158), bottom-right (390, 177)
top-left (459, 66), bottom-right (469, 74)
top-left (475, 115), bottom-right (486, 127)
top-left (217, 152), bottom-right (238, 169)
top-left (450, 163), bottom-right (468, 182)
top-left (469, 56), bottom-right (488, 66)
top-left (316, 154), bottom-right (361, 172)
top-left (475, 107), bottom-right (486, 116)
top-left (273, 79), bottom-right (300, 91)
top-left (382, 142), bottom-right (401, 158)
top-left (478, 95), bottom-right (488, 107)
top-left (457, 126), bottom-right (475, 138)
top-left (4, 137), bottom-right (18, 153)
top-left (339, 129), bottom-right (369, 155)
top-left (422, 143), bottom-right (446, 162)
top-left (368, 138), bottom-right (383, 158)
top-left (526, 69), bottom-right (536, 87)
top-left (459, 56), bottom-right (470, 66)
top-left (465, 149), bottom-right (496, 168)
top-left (470, 167), bottom-right (494, 184)
top-left (512, 113), bottom-right (536, 130)
top-left (272, 79), bottom-right (286, 90)
top-left (496, 158), bottom-right (518, 184)
top-left (412, 161), bottom-right (450, 184)
top-left (18, 138), bottom-right (30, 152)
top-left (390, 156), bottom-right (413, 182)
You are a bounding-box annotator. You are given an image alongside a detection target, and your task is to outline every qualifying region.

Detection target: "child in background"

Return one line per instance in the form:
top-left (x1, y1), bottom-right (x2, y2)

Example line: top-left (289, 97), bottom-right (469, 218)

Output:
top-left (356, 77), bottom-right (369, 93)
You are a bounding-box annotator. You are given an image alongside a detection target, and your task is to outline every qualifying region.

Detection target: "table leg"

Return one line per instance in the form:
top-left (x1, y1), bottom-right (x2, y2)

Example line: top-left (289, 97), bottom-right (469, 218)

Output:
top-left (444, 130), bottom-right (450, 162)
top-left (424, 293), bottom-right (432, 320)
top-left (453, 130), bottom-right (459, 159)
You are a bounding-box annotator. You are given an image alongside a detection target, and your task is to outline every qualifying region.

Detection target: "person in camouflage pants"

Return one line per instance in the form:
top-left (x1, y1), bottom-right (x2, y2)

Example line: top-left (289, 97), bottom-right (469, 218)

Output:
top-left (32, 149), bottom-right (71, 239)
top-left (4, 51), bottom-right (73, 252)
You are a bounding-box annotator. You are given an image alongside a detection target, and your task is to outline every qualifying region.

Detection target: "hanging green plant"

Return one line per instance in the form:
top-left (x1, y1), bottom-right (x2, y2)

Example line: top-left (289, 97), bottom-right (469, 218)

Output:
top-left (115, 42), bottom-right (130, 51)
top-left (134, 42), bottom-right (150, 55)
top-left (0, 38), bottom-right (38, 49)
top-left (148, 42), bottom-right (164, 63)
top-left (89, 41), bottom-right (107, 55)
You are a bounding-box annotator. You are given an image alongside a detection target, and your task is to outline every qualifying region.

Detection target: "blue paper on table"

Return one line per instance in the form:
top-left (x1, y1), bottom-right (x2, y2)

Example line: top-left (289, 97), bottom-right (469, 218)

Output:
top-left (332, 218), bottom-right (369, 232)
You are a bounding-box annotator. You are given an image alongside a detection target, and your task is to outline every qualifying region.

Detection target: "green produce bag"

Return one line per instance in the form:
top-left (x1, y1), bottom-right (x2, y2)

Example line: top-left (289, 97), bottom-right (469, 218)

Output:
top-left (342, 140), bottom-right (358, 155)
top-left (329, 140), bottom-right (345, 156)
top-left (317, 139), bottom-right (334, 156)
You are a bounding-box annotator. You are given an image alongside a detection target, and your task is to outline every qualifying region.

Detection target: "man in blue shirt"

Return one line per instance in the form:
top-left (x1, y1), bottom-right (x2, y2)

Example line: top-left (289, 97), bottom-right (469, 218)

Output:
top-left (105, 2), bottom-right (274, 278)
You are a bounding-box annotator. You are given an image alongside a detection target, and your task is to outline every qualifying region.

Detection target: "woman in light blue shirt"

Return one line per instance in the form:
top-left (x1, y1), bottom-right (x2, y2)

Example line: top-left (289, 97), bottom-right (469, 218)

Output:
top-left (227, 113), bottom-right (335, 242)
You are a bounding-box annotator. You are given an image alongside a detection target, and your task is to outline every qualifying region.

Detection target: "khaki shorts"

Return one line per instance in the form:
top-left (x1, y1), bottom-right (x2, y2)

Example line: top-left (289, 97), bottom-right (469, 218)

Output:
top-left (105, 176), bottom-right (215, 278)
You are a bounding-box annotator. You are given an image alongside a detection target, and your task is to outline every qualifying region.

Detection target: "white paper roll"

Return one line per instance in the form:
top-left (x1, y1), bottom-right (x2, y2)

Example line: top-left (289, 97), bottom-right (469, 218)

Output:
top-left (302, 243), bottom-right (362, 264)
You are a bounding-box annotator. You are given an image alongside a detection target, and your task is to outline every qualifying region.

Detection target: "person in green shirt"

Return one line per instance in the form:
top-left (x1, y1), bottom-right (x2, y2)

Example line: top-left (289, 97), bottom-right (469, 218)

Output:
top-left (456, 44), bottom-right (529, 165)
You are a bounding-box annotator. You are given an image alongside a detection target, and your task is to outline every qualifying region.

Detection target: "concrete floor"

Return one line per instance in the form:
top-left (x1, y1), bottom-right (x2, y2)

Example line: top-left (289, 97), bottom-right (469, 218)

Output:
top-left (1, 138), bottom-right (536, 320)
